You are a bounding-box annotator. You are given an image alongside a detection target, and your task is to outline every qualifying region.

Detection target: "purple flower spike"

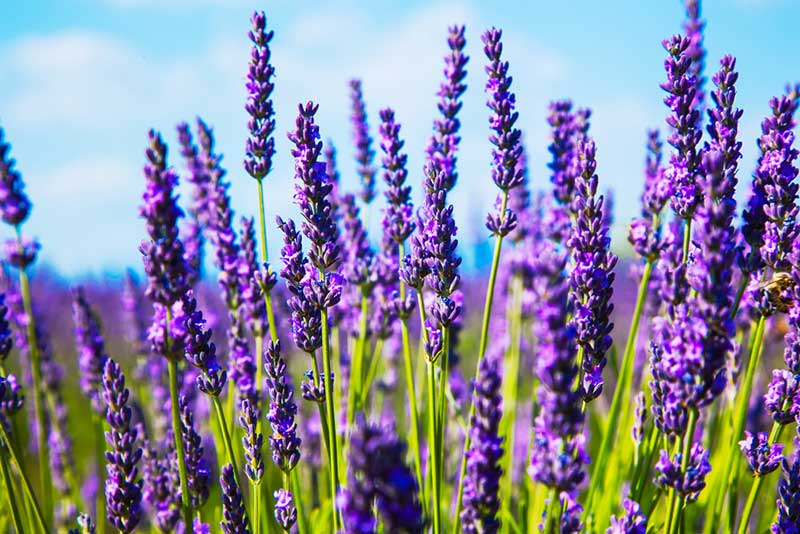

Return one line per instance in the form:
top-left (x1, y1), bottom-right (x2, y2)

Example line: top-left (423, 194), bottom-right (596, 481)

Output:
top-left (568, 139), bottom-right (617, 402)
top-left (274, 489), bottom-right (297, 531)
top-left (182, 291), bottom-right (228, 397)
top-left (341, 415), bottom-right (425, 534)
top-left (547, 100), bottom-right (591, 224)
top-left (379, 108), bottom-right (415, 245)
top-left (629, 130), bottom-right (670, 260)
top-left (773, 433), bottom-right (800, 533)
top-left (288, 102), bottom-right (341, 272)
top-left (180, 395), bottom-right (210, 509)
top-left (264, 340), bottom-right (301, 473)
top-left (766, 370), bottom-right (800, 424)
top-left (102, 359), bottom-right (143, 534)
top-left (239, 216), bottom-right (266, 337)
top-left (461, 353), bottom-right (504, 534)
top-left (73, 287), bottom-right (110, 414)
top-left (349, 79), bottom-right (377, 204)
top-left (683, 0), bottom-right (706, 115)
top-left (655, 442), bottom-right (711, 502)
top-left (607, 498), bottom-right (647, 534)
top-left (141, 438), bottom-right (180, 533)
top-left (559, 492), bottom-right (584, 534)
top-left (426, 25), bottom-right (468, 193)
top-left (661, 34), bottom-right (703, 220)
top-left (140, 129), bottom-right (188, 307)
top-left (740, 431), bottom-right (784, 476)
top-left (245, 11), bottom-right (276, 181)
top-left (0, 294), bottom-right (12, 363)
top-left (239, 398), bottom-right (264, 483)
top-left (482, 28), bottom-right (525, 199)
top-left (4, 236), bottom-right (39, 269)
top-left (0, 126), bottom-right (32, 227)
top-left (0, 373), bottom-right (25, 428)
top-left (220, 464), bottom-right (250, 534)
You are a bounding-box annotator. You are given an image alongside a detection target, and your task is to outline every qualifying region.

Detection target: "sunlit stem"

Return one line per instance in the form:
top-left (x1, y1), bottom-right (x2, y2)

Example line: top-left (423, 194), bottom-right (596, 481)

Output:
top-left (0, 421), bottom-right (47, 532)
top-left (1, 440), bottom-right (25, 533)
top-left (168, 357), bottom-right (193, 534)
top-left (212, 396), bottom-right (241, 488)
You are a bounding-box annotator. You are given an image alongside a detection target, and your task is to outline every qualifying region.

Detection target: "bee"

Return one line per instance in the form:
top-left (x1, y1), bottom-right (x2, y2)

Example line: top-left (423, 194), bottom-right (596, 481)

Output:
top-left (757, 271), bottom-right (794, 313)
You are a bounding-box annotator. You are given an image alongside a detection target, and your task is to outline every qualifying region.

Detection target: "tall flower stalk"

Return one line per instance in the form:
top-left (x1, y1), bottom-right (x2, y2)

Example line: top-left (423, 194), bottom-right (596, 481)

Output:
top-left (138, 130), bottom-right (193, 533)
top-left (454, 27), bottom-right (524, 530)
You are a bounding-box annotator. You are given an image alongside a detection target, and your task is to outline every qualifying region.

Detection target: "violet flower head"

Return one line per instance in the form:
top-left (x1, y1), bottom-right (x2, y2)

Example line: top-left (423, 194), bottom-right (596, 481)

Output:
top-left (73, 287), bottom-right (110, 414)
top-left (238, 216), bottom-right (266, 337)
top-left (75, 513), bottom-right (97, 534)
top-left (339, 192), bottom-right (376, 288)
top-left (4, 235), bottom-right (39, 270)
top-left (507, 140), bottom-right (531, 243)
top-left (239, 398), bottom-right (264, 483)
top-left (766, 370), bottom-right (800, 425)
top-left (220, 463), bottom-right (250, 534)
top-left (661, 34), bottom-right (703, 220)
top-left (568, 139), bottom-right (617, 402)
top-left (482, 28), bottom-right (524, 239)
top-left (274, 489), bottom-right (297, 532)
top-left (683, 0), bottom-right (706, 115)
top-left (0, 373), bottom-right (25, 430)
top-left (426, 24), bottom-right (468, 192)
top-left (198, 117), bottom-right (241, 310)
top-left (379, 108), bottom-right (415, 245)
top-left (461, 352), bottom-right (504, 534)
top-left (264, 340), bottom-right (301, 473)
top-left (180, 395), bottom-right (210, 509)
top-left (182, 291), bottom-right (227, 397)
top-left (0, 293), bottom-right (13, 363)
top-left (739, 431), bottom-right (783, 476)
top-left (773, 434), bottom-right (800, 533)
top-left (340, 415), bottom-right (425, 534)
top-left (139, 129), bottom-right (188, 306)
top-left (228, 317), bottom-right (257, 408)
top-left (655, 442), bottom-right (711, 502)
top-left (141, 439), bottom-right (180, 533)
top-left (559, 493), bottom-right (584, 534)
top-left (102, 359), bottom-right (143, 534)
top-left (632, 391), bottom-right (647, 446)
top-left (245, 11), bottom-right (276, 181)
top-left (629, 129), bottom-right (670, 260)
top-left (547, 100), bottom-right (591, 219)
top-left (607, 499), bottom-right (647, 534)
top-left (349, 79), bottom-right (377, 204)
top-left (742, 95), bottom-right (799, 275)
top-left (288, 102), bottom-right (341, 272)
top-left (176, 120), bottom-right (211, 227)
top-left (0, 126), bottom-right (31, 227)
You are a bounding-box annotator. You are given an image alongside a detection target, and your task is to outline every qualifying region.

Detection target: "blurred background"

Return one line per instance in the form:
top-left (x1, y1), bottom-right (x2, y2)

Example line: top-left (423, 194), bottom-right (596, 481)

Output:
top-left (1, 0), bottom-right (798, 279)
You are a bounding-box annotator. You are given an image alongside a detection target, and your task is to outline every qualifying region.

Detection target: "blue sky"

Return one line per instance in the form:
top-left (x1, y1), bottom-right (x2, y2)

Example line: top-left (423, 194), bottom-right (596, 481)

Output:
top-left (1, 0), bottom-right (798, 276)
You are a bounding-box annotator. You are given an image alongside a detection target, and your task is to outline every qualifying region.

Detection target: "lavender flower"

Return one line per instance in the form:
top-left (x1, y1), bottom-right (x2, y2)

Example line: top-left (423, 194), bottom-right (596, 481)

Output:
top-left (73, 287), bottom-right (110, 414)
top-left (548, 100), bottom-right (591, 222)
top-left (632, 392), bottom-right (647, 446)
top-left (340, 416), bottom-right (425, 534)
top-left (220, 464), bottom-right (250, 534)
top-left (142, 438), bottom-right (180, 532)
top-left (461, 353), bottom-right (504, 534)
top-left (560, 493), bottom-right (584, 534)
top-left (742, 95), bottom-right (799, 276)
top-left (629, 130), bottom-right (670, 260)
top-left (379, 108), bottom-right (415, 246)
top-left (0, 373), bottom-right (24, 429)
top-left (773, 432), bottom-right (800, 533)
top-left (176, 121), bottom-right (211, 228)
top-left (75, 513), bottom-right (97, 534)
top-left (239, 216), bottom-right (266, 337)
top-left (0, 126), bottom-right (31, 226)
top-left (739, 431), bottom-right (784, 476)
top-left (569, 139), bottom-right (617, 401)
top-left (4, 236), bottom-right (39, 269)
top-left (0, 293), bottom-right (13, 363)
top-left (349, 79), bottom-right (376, 204)
top-left (274, 489), bottom-right (297, 532)
top-left (683, 0), bottom-right (706, 115)
top-left (426, 25), bottom-right (468, 192)
top-left (139, 130), bottom-right (188, 307)
top-left (102, 359), bottom-right (143, 533)
top-left (607, 499), bottom-right (647, 534)
top-left (655, 442), bottom-right (711, 502)
top-left (179, 395), bottom-right (209, 509)
top-left (264, 340), bottom-right (301, 473)
top-left (182, 291), bottom-right (227, 397)
top-left (239, 399), bottom-right (264, 483)
top-left (661, 34), bottom-right (703, 219)
top-left (244, 11), bottom-right (276, 181)
top-left (228, 318), bottom-right (257, 408)
top-left (482, 27), bottom-right (524, 238)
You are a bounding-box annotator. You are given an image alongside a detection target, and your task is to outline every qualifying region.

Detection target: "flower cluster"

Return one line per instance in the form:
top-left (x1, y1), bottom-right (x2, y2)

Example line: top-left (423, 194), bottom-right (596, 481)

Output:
top-left (244, 11), bottom-right (276, 181)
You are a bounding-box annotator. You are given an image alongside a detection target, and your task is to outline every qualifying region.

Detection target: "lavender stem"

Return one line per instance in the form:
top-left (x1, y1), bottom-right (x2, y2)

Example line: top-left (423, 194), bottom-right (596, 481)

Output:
top-left (167, 358), bottom-right (193, 534)
top-left (0, 417), bottom-right (47, 531)
top-left (0, 438), bottom-right (24, 532)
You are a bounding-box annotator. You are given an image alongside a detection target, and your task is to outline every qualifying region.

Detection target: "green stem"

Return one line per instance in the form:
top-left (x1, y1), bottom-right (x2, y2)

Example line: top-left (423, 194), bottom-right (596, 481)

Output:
top-left (252, 479), bottom-right (261, 534)
top-left (453, 191), bottom-right (509, 533)
top-left (168, 359), bottom-right (193, 534)
top-left (321, 307), bottom-right (340, 531)
top-left (682, 219), bottom-right (692, 263)
top-left (290, 469), bottom-right (307, 534)
top-left (359, 338), bottom-right (384, 408)
top-left (1, 445), bottom-right (24, 533)
top-left (543, 489), bottom-right (559, 534)
top-left (437, 326), bottom-right (449, 507)
top-left (426, 359), bottom-right (440, 534)
top-left (16, 263), bottom-right (51, 521)
top-left (0, 422), bottom-right (46, 532)
top-left (347, 293), bottom-right (369, 427)
top-left (587, 259), bottom-right (653, 510)
top-left (723, 315), bottom-right (767, 529)
top-left (212, 396), bottom-right (242, 488)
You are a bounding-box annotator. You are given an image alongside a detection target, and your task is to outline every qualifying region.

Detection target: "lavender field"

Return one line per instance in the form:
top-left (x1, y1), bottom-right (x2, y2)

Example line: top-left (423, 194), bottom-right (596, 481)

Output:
top-left (2, 0), bottom-right (800, 533)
